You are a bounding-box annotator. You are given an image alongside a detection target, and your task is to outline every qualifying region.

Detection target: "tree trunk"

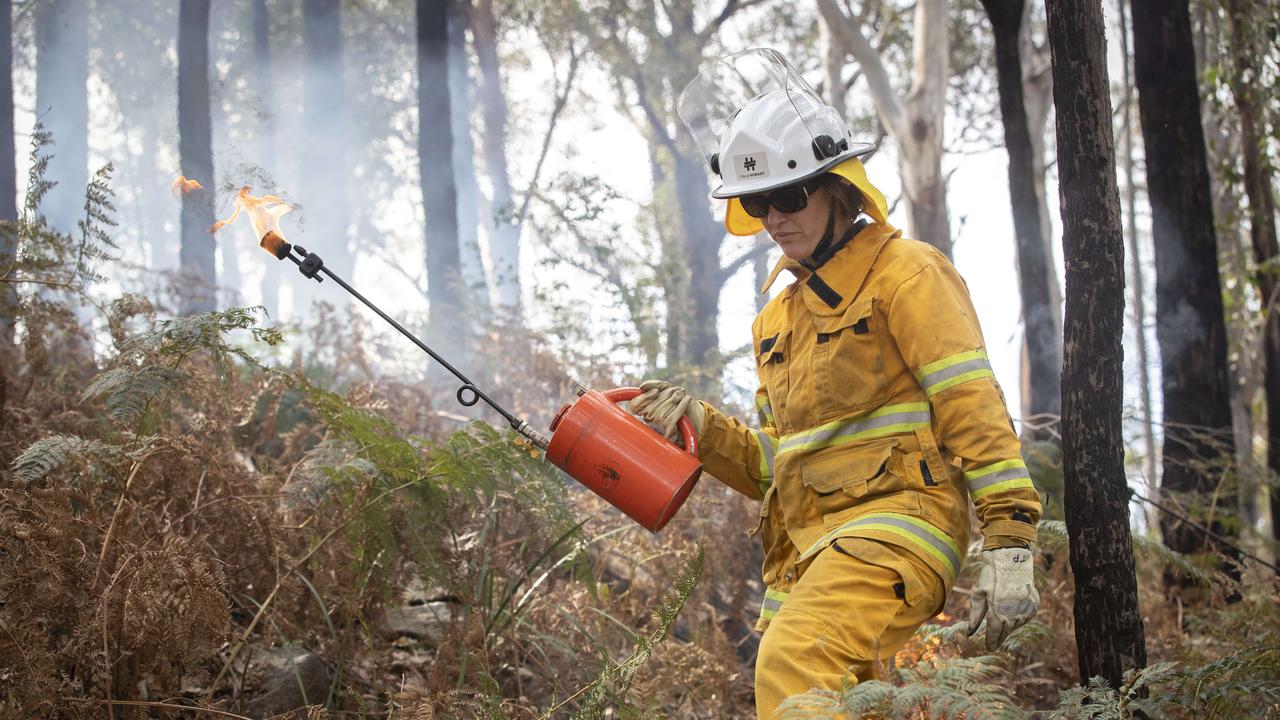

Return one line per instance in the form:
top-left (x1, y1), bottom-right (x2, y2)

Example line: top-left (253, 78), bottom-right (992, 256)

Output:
top-left (34, 0), bottom-right (87, 238)
top-left (1223, 0), bottom-right (1280, 557)
top-left (449, 0), bottom-right (490, 321)
top-left (818, 0), bottom-right (953, 257)
top-left (297, 0), bottom-right (349, 316)
top-left (252, 0), bottom-right (280, 319)
top-left (1117, 0), bottom-right (1158, 527)
top-left (418, 0), bottom-right (462, 354)
top-left (1046, 0), bottom-right (1147, 688)
top-left (0, 0), bottom-right (17, 347)
top-left (1132, 0), bottom-right (1238, 567)
top-left (675, 148), bottom-right (725, 371)
top-left (473, 0), bottom-right (520, 317)
top-left (980, 0), bottom-right (1063, 440)
top-left (178, 0), bottom-right (216, 315)
top-left (1194, 2), bottom-right (1260, 534)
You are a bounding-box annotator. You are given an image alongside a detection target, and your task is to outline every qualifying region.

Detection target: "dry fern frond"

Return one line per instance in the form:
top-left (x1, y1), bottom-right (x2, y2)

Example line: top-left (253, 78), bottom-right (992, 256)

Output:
top-left (10, 434), bottom-right (122, 483)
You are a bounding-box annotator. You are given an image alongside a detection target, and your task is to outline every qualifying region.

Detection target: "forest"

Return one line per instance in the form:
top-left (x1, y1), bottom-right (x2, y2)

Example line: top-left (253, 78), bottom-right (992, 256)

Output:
top-left (0, 0), bottom-right (1278, 718)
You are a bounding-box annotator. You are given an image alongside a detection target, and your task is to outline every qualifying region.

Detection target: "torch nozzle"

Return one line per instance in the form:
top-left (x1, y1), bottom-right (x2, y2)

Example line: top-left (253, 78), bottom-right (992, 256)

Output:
top-left (260, 230), bottom-right (291, 259)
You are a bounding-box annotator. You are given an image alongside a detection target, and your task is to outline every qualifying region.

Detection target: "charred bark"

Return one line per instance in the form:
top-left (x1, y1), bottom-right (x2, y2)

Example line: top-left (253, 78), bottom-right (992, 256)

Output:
top-left (0, 0), bottom-right (16, 347)
top-left (1045, 0), bottom-right (1147, 687)
top-left (1223, 0), bottom-right (1280, 558)
top-left (1132, 0), bottom-right (1238, 571)
top-left (418, 0), bottom-right (463, 354)
top-left (980, 0), bottom-right (1063, 440)
top-left (178, 0), bottom-right (216, 315)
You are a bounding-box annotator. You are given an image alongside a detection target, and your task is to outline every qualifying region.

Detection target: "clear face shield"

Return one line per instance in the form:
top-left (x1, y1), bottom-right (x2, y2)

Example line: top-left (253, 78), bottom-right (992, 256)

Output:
top-left (676, 48), bottom-right (851, 178)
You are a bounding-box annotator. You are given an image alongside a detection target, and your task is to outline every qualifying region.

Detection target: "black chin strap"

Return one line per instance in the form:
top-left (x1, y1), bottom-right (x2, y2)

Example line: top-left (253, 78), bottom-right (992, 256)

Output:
top-left (803, 215), bottom-right (869, 271)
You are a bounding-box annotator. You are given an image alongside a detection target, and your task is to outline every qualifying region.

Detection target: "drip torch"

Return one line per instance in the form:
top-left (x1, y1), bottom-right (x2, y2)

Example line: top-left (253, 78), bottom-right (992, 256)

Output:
top-left (222, 188), bottom-right (701, 532)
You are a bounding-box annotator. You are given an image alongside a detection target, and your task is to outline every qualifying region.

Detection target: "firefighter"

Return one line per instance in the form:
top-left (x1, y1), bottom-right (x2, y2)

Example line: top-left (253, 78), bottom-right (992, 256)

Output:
top-left (631, 49), bottom-right (1042, 718)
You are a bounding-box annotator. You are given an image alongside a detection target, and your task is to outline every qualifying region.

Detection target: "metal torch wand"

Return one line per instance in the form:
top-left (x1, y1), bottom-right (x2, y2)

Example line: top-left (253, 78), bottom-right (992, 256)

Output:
top-left (258, 231), bottom-right (549, 449)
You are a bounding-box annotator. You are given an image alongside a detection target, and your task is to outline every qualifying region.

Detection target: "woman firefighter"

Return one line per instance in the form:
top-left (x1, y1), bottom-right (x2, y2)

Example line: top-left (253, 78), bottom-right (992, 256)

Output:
top-left (629, 49), bottom-right (1042, 717)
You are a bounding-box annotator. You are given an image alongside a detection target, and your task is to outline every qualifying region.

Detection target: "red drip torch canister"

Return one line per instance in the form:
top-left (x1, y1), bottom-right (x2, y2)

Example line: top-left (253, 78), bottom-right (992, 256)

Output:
top-left (546, 387), bottom-right (702, 532)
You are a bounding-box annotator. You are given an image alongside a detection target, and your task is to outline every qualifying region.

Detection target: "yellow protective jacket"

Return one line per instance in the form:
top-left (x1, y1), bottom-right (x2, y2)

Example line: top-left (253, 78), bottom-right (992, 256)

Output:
top-left (696, 221), bottom-right (1042, 628)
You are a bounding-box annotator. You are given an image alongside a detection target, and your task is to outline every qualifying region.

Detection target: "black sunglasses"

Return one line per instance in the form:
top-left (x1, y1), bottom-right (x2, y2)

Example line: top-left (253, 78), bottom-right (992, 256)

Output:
top-left (739, 179), bottom-right (823, 219)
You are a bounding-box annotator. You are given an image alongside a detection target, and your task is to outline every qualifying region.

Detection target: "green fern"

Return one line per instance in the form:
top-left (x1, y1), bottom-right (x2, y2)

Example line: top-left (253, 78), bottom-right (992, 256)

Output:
top-left (564, 549), bottom-right (704, 720)
top-left (117, 306), bottom-right (282, 370)
top-left (10, 434), bottom-right (122, 482)
top-left (282, 438), bottom-right (380, 512)
top-left (81, 365), bottom-right (186, 422)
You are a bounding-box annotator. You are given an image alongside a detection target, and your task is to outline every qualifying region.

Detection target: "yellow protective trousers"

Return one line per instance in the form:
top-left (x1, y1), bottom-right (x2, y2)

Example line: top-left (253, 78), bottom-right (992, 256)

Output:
top-left (754, 537), bottom-right (945, 719)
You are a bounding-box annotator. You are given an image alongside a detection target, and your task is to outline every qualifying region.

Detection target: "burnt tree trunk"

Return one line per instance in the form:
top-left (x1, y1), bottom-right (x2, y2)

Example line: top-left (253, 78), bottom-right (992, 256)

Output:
top-left (1132, 0), bottom-right (1238, 568)
top-left (418, 0), bottom-right (462, 356)
top-left (0, 0), bottom-right (17, 347)
top-left (1224, 0), bottom-right (1280, 557)
top-left (178, 0), bottom-right (216, 315)
top-left (980, 0), bottom-right (1063, 440)
top-left (1045, 0), bottom-right (1147, 688)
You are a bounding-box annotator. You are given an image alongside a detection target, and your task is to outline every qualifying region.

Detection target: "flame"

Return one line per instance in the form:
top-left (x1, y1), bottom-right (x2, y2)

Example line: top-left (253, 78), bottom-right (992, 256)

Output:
top-left (208, 185), bottom-right (293, 246)
top-left (171, 175), bottom-right (204, 197)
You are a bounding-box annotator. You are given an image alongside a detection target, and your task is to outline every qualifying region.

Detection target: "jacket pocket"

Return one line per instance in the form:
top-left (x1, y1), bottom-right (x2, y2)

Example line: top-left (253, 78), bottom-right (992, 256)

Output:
top-left (812, 297), bottom-right (889, 419)
top-left (800, 438), bottom-right (904, 518)
top-left (756, 328), bottom-right (792, 431)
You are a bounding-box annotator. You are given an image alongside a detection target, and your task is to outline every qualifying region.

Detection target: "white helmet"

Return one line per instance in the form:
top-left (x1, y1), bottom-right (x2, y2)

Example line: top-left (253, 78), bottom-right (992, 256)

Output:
top-left (677, 48), bottom-right (875, 199)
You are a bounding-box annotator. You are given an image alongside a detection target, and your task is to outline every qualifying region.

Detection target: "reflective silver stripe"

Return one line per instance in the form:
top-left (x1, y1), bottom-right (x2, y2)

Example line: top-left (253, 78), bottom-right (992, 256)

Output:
top-left (760, 589), bottom-right (788, 620)
top-left (966, 459), bottom-right (1034, 499)
top-left (756, 394), bottom-right (775, 426)
top-left (777, 403), bottom-right (931, 456)
top-left (754, 429), bottom-right (777, 483)
top-left (802, 512), bottom-right (962, 583)
top-left (919, 357), bottom-right (991, 390)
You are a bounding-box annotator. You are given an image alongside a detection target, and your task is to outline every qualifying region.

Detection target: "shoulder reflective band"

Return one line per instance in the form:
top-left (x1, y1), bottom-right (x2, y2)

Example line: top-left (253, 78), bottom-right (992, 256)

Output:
top-left (916, 349), bottom-right (996, 397)
top-left (754, 429), bottom-right (778, 494)
top-left (760, 588), bottom-right (788, 622)
top-left (756, 392), bottom-right (775, 427)
top-left (777, 402), bottom-right (931, 457)
top-left (965, 458), bottom-right (1035, 500)
top-left (799, 512), bottom-right (962, 585)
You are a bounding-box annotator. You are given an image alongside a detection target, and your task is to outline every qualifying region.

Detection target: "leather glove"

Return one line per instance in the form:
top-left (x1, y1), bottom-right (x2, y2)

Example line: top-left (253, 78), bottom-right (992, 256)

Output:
top-left (966, 546), bottom-right (1038, 650)
top-left (629, 379), bottom-right (706, 441)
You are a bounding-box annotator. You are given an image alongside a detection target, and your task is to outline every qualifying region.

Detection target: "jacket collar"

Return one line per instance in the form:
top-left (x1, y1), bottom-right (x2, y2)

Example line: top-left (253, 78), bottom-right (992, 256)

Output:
top-left (759, 222), bottom-right (900, 312)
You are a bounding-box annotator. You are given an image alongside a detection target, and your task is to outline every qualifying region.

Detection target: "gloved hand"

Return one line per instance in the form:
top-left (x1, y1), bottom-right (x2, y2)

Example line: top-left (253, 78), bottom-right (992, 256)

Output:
top-left (966, 546), bottom-right (1038, 650)
top-left (629, 379), bottom-right (706, 442)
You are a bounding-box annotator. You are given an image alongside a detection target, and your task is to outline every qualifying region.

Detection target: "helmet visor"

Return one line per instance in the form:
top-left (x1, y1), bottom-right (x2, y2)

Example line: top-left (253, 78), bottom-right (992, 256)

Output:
top-left (677, 48), bottom-right (837, 177)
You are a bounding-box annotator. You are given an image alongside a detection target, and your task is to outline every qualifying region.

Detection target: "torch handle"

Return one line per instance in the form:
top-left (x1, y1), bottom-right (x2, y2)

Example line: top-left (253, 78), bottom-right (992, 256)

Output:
top-left (287, 245), bottom-right (528, 434)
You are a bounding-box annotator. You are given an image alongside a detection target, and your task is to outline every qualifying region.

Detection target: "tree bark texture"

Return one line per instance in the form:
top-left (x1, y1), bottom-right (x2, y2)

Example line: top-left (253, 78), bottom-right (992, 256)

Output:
top-left (297, 0), bottom-right (349, 316)
top-left (1117, 0), bottom-right (1159, 524)
top-left (178, 0), bottom-right (216, 315)
top-left (818, 0), bottom-right (953, 257)
top-left (473, 0), bottom-right (520, 317)
top-left (1224, 0), bottom-right (1280, 555)
top-left (448, 0), bottom-right (490, 321)
top-left (1132, 0), bottom-right (1237, 561)
top-left (418, 0), bottom-right (462, 352)
top-left (34, 0), bottom-right (87, 238)
top-left (1045, 0), bottom-right (1147, 687)
top-left (981, 0), bottom-right (1063, 439)
top-left (253, 0), bottom-right (280, 320)
top-left (0, 0), bottom-right (17, 346)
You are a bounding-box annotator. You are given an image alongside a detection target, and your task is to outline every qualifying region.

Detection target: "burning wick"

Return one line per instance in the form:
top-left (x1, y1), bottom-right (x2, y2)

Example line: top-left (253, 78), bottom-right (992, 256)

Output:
top-left (208, 186), bottom-right (294, 259)
top-left (171, 175), bottom-right (204, 197)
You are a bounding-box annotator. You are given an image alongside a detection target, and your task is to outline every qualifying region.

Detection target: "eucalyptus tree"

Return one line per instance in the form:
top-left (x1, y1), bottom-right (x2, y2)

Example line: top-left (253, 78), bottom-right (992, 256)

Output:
top-left (1045, 0), bottom-right (1146, 688)
top-left (0, 0), bottom-right (15, 347)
